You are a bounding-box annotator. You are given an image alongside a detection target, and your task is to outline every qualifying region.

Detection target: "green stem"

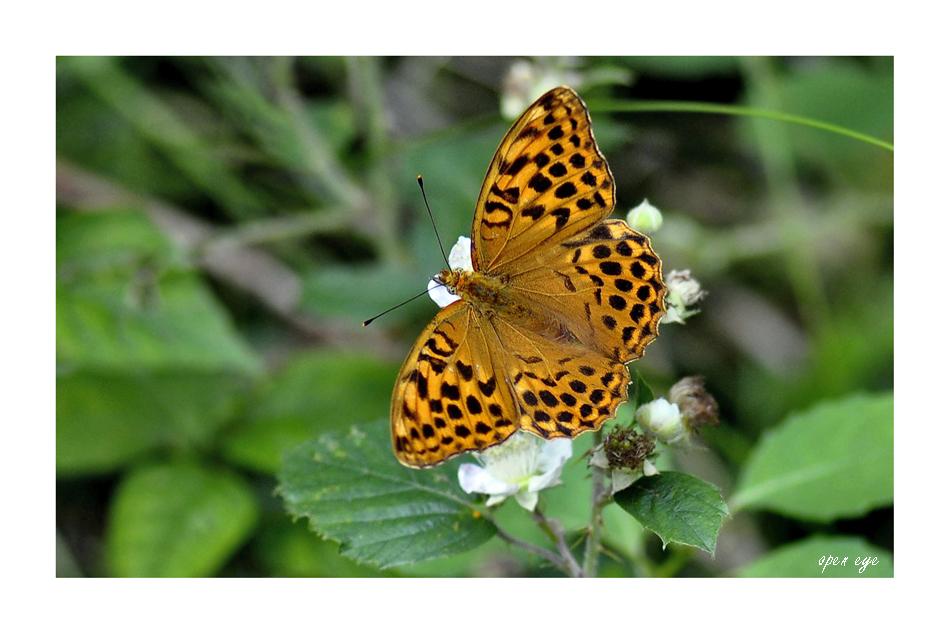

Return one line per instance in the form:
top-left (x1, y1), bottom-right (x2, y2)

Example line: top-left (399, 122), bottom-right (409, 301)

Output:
top-left (197, 209), bottom-right (352, 253)
top-left (582, 429), bottom-right (607, 577)
top-left (532, 508), bottom-right (584, 577)
top-left (593, 99), bottom-right (893, 151)
top-left (492, 524), bottom-right (570, 573)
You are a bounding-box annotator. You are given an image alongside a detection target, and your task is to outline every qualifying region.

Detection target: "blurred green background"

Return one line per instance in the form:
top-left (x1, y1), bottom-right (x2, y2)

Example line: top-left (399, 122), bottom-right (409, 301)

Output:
top-left (56, 56), bottom-right (893, 577)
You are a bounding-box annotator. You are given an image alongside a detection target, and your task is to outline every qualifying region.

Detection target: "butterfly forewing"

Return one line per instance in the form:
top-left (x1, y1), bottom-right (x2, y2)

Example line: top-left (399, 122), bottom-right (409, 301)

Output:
top-left (472, 87), bottom-right (615, 274)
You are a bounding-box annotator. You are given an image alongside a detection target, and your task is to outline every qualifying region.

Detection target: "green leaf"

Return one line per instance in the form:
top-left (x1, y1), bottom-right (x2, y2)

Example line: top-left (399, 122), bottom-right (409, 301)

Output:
top-left (56, 370), bottom-right (251, 475)
top-left (56, 209), bottom-right (263, 475)
top-left (614, 471), bottom-right (728, 555)
top-left (731, 392), bottom-right (893, 521)
top-left (632, 370), bottom-right (657, 408)
top-left (106, 462), bottom-right (258, 577)
top-left (56, 209), bottom-right (178, 273)
top-left (739, 535), bottom-right (893, 578)
top-left (220, 351), bottom-right (399, 474)
top-left (278, 421), bottom-right (496, 569)
top-left (57, 215), bottom-right (262, 375)
top-left (62, 56), bottom-right (266, 216)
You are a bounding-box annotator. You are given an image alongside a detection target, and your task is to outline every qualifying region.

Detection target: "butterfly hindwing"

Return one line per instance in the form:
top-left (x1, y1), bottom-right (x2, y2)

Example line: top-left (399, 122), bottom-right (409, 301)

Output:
top-left (487, 315), bottom-right (631, 440)
top-left (507, 219), bottom-right (666, 363)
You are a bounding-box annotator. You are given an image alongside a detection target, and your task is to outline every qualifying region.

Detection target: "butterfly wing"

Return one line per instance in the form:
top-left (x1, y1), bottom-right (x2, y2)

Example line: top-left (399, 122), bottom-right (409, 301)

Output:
top-left (485, 314), bottom-right (631, 440)
top-left (471, 86), bottom-right (615, 274)
top-left (507, 218), bottom-right (666, 363)
top-left (391, 301), bottom-right (521, 467)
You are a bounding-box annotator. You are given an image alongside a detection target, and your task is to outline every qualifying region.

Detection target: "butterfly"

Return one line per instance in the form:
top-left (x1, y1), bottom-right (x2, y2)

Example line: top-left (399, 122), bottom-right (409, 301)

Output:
top-left (391, 86), bottom-right (665, 467)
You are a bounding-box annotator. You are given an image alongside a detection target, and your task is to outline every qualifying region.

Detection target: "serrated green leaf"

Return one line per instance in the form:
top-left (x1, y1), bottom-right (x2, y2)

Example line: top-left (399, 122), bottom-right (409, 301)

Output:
top-left (106, 462), bottom-right (258, 577)
top-left (732, 392), bottom-right (893, 521)
top-left (738, 535), bottom-right (893, 578)
top-left (614, 471), bottom-right (728, 555)
top-left (278, 421), bottom-right (496, 569)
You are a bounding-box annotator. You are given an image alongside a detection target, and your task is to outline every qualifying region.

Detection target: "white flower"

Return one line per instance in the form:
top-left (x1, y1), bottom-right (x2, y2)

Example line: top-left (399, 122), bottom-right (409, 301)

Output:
top-left (636, 398), bottom-right (688, 446)
top-left (661, 269), bottom-right (706, 324)
top-left (427, 236), bottom-right (472, 308)
top-left (500, 59), bottom-right (582, 120)
top-left (626, 199), bottom-right (663, 234)
top-left (458, 432), bottom-right (572, 511)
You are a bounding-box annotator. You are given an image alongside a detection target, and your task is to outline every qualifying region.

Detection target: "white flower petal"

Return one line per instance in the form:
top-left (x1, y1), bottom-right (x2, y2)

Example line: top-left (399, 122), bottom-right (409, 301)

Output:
top-left (457, 433), bottom-right (571, 510)
top-left (588, 444), bottom-right (610, 469)
top-left (447, 237), bottom-right (473, 271)
top-left (610, 469), bottom-right (638, 494)
top-left (486, 494), bottom-right (510, 507)
top-left (458, 463), bottom-right (518, 496)
top-left (526, 471), bottom-right (561, 493)
top-left (514, 490), bottom-right (540, 511)
top-left (536, 438), bottom-right (572, 472)
top-left (661, 270), bottom-right (705, 323)
top-left (476, 431), bottom-right (542, 482)
top-left (637, 398), bottom-right (686, 443)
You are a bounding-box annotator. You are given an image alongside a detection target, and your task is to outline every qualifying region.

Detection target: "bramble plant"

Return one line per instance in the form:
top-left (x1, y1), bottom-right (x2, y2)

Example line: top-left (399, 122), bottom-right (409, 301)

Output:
top-left (57, 56), bottom-right (893, 578)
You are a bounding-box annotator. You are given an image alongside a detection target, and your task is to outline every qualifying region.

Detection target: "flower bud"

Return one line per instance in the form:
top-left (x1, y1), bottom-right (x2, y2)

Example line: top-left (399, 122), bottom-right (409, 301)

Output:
top-left (626, 199), bottom-right (663, 234)
top-left (636, 398), bottom-right (687, 445)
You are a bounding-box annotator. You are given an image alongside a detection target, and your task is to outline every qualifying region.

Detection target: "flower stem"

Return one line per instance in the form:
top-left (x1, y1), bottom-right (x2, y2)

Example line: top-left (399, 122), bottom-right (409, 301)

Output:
top-left (532, 508), bottom-right (584, 577)
top-left (583, 429), bottom-right (607, 577)
top-left (492, 524), bottom-right (568, 572)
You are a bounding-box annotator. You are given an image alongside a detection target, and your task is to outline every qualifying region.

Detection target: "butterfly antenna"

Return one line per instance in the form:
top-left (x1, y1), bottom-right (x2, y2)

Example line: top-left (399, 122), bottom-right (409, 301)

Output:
top-left (418, 175), bottom-right (450, 268)
top-left (362, 279), bottom-right (448, 327)
top-left (363, 177), bottom-right (453, 327)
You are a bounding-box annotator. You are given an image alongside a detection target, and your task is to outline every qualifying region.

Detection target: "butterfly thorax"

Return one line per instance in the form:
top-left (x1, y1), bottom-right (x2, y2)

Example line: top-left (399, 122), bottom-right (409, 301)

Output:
top-left (438, 268), bottom-right (508, 312)
top-left (439, 268), bottom-right (580, 345)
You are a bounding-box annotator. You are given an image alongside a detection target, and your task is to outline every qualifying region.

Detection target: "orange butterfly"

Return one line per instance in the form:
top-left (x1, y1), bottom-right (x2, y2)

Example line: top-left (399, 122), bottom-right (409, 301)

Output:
top-left (392, 87), bottom-right (665, 467)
